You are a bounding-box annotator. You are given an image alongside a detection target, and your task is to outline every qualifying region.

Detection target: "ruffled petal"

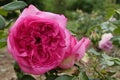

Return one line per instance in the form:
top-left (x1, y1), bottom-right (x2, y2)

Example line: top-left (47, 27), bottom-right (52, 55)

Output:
top-left (72, 37), bottom-right (90, 61)
top-left (35, 11), bottom-right (67, 29)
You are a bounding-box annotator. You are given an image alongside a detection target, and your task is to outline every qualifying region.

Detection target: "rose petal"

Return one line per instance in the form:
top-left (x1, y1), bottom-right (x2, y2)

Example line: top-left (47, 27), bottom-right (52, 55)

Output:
top-left (99, 33), bottom-right (113, 51)
top-left (59, 35), bottom-right (77, 69)
top-left (59, 55), bottom-right (75, 69)
top-left (35, 11), bottom-right (67, 29)
top-left (72, 37), bottom-right (90, 61)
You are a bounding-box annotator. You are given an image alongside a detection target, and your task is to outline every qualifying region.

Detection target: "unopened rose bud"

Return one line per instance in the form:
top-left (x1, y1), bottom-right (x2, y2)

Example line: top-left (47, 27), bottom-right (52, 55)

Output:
top-left (90, 31), bottom-right (100, 43)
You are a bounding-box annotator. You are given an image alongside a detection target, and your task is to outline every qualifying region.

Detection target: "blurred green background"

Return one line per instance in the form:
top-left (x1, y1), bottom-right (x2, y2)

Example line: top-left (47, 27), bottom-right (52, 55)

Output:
top-left (0, 0), bottom-right (120, 80)
top-left (1, 0), bottom-right (120, 39)
top-left (1, 0), bottom-right (120, 18)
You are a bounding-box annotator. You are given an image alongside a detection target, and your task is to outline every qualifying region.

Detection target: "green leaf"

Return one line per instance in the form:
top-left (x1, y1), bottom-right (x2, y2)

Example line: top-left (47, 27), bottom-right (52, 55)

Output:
top-left (72, 76), bottom-right (78, 80)
top-left (102, 54), bottom-right (111, 60)
top-left (79, 71), bottom-right (89, 80)
top-left (2, 1), bottom-right (27, 11)
top-left (46, 75), bottom-right (58, 80)
top-left (115, 9), bottom-right (120, 15)
top-left (20, 75), bottom-right (36, 80)
top-left (107, 71), bottom-right (116, 76)
top-left (0, 9), bottom-right (8, 16)
top-left (112, 20), bottom-right (120, 26)
top-left (100, 22), bottom-right (117, 33)
top-left (0, 41), bottom-right (6, 48)
top-left (113, 27), bottom-right (120, 35)
top-left (111, 36), bottom-right (120, 47)
top-left (14, 62), bottom-right (24, 79)
top-left (89, 78), bottom-right (101, 80)
top-left (111, 58), bottom-right (120, 65)
top-left (0, 29), bottom-right (8, 48)
top-left (106, 8), bottom-right (115, 19)
top-left (6, 19), bottom-right (13, 28)
top-left (101, 54), bottom-right (114, 66)
top-left (88, 48), bottom-right (100, 55)
top-left (114, 11), bottom-right (120, 20)
top-left (0, 38), bottom-right (6, 42)
top-left (114, 60), bottom-right (120, 65)
top-left (106, 60), bottom-right (114, 66)
top-left (0, 15), bottom-right (6, 30)
top-left (55, 75), bottom-right (73, 80)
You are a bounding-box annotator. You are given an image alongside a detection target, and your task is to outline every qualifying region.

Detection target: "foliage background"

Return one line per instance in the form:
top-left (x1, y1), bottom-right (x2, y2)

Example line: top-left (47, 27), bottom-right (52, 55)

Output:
top-left (0, 0), bottom-right (120, 80)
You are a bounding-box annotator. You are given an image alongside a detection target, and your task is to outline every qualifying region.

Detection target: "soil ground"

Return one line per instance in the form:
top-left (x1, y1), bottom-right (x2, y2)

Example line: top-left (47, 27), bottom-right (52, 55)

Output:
top-left (0, 48), bottom-right (16, 80)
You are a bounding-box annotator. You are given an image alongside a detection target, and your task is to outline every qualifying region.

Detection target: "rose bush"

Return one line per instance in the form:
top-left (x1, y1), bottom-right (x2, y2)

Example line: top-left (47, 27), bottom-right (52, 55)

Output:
top-left (7, 5), bottom-right (90, 75)
top-left (99, 33), bottom-right (113, 51)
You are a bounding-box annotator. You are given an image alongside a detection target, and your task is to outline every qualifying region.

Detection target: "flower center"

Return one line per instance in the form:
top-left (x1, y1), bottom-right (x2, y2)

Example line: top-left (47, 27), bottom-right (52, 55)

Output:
top-left (35, 37), bottom-right (41, 44)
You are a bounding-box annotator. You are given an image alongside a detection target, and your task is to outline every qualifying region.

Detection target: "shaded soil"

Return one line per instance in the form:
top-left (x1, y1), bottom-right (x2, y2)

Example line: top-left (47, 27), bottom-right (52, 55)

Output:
top-left (0, 48), bottom-right (16, 80)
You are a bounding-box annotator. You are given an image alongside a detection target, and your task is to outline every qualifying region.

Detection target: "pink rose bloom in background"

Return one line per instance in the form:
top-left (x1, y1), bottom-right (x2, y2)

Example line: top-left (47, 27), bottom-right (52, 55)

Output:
top-left (99, 33), bottom-right (113, 51)
top-left (7, 5), bottom-right (90, 75)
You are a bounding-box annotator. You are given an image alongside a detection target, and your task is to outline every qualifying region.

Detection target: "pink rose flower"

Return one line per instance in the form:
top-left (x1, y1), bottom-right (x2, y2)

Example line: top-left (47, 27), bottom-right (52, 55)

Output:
top-left (99, 33), bottom-right (113, 51)
top-left (7, 5), bottom-right (90, 75)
